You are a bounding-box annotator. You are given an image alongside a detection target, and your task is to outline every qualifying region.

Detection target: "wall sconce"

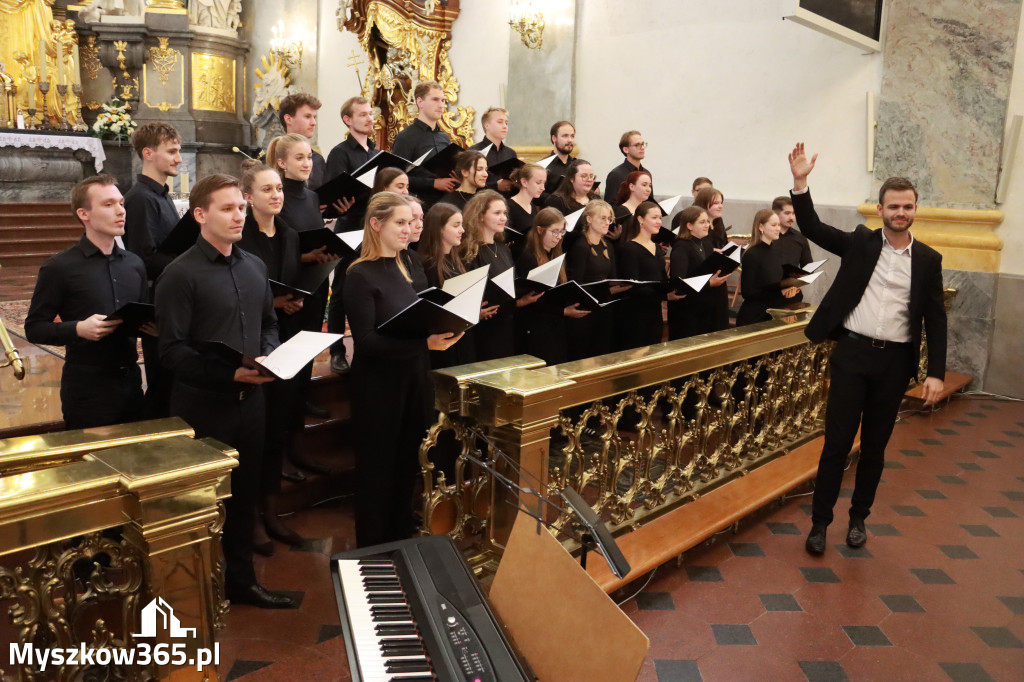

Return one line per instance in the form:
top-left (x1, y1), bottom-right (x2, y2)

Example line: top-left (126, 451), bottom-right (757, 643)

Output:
top-left (510, 0), bottom-right (545, 50)
top-left (270, 21), bottom-right (303, 69)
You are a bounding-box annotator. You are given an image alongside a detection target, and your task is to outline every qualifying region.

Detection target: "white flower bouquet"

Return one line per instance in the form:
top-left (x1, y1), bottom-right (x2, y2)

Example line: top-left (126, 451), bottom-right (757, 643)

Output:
top-left (92, 100), bottom-right (138, 141)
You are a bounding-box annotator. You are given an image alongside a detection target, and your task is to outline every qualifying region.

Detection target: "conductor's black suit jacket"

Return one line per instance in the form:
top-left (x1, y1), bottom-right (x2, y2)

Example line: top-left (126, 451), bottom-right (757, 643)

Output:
top-left (790, 189), bottom-right (947, 380)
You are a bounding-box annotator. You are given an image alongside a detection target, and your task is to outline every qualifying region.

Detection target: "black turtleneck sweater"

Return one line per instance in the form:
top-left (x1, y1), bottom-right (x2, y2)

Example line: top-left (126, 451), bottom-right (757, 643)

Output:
top-left (279, 176), bottom-right (323, 233)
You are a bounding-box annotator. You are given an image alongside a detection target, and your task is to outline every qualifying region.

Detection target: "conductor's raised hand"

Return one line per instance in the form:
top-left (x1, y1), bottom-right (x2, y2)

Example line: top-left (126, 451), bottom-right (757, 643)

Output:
top-left (788, 142), bottom-right (818, 192)
top-left (427, 331), bottom-right (464, 352)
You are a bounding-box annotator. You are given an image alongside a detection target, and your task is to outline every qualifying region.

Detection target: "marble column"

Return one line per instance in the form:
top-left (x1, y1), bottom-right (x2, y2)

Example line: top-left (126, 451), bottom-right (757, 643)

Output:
top-left (871, 0), bottom-right (1022, 388)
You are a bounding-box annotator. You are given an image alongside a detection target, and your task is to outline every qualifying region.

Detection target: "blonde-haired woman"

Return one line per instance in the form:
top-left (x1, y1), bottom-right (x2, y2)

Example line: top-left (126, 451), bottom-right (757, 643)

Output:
top-left (344, 192), bottom-right (462, 547)
top-left (736, 208), bottom-right (801, 327)
top-left (461, 189), bottom-right (516, 360)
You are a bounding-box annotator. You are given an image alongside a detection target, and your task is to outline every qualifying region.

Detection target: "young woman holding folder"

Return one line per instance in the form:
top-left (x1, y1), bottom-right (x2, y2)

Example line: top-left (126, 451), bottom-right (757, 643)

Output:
top-left (507, 163), bottom-right (546, 254)
top-left (237, 160), bottom-right (306, 554)
top-left (612, 171), bottom-right (653, 242)
top-left (514, 208), bottom-right (590, 365)
top-left (461, 190), bottom-right (517, 361)
top-left (440, 150), bottom-right (488, 209)
top-left (737, 209), bottom-right (802, 327)
top-left (668, 207), bottom-right (732, 340)
top-left (565, 200), bottom-right (623, 359)
top-left (344, 192), bottom-right (462, 547)
top-left (691, 187), bottom-right (732, 330)
top-left (616, 201), bottom-right (681, 350)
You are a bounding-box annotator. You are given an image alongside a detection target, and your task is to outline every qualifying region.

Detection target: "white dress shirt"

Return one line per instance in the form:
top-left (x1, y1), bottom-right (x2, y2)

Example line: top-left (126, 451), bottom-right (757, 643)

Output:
top-left (843, 232), bottom-right (914, 343)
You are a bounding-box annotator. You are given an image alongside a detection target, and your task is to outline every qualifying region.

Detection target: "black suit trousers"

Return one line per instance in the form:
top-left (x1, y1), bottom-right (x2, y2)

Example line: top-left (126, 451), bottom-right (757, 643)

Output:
top-left (811, 335), bottom-right (914, 526)
top-left (171, 382), bottom-right (265, 588)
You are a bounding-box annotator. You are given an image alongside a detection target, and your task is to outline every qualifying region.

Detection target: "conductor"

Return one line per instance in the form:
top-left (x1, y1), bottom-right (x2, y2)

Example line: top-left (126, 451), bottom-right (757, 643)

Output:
top-left (787, 143), bottom-right (946, 556)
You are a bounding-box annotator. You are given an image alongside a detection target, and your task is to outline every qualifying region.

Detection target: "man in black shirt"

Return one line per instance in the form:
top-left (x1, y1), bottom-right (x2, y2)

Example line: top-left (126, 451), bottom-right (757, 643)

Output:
top-left (604, 130), bottom-right (651, 203)
top-left (26, 174), bottom-right (149, 429)
top-left (470, 107), bottom-right (518, 193)
top-left (545, 120), bottom-right (576, 194)
top-left (156, 174), bottom-right (294, 609)
top-left (123, 122), bottom-right (183, 420)
top-left (772, 195), bottom-right (813, 268)
top-left (280, 93), bottom-right (327, 189)
top-left (325, 95), bottom-right (378, 373)
top-left (391, 80), bottom-right (458, 205)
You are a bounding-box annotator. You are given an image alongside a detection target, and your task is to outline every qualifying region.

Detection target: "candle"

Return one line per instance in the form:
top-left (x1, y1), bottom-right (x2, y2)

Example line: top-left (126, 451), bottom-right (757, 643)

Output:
top-left (166, 176), bottom-right (174, 193)
top-left (38, 40), bottom-right (47, 82)
top-left (28, 83), bottom-right (35, 110)
top-left (71, 45), bottom-right (81, 86)
top-left (180, 170), bottom-right (190, 194)
top-left (57, 42), bottom-right (64, 86)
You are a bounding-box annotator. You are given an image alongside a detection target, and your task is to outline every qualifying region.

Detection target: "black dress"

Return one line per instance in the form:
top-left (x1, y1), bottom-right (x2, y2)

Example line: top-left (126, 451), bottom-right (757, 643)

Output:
top-left (564, 235), bottom-right (617, 359)
top-left (438, 190), bottom-right (476, 210)
top-left (515, 250), bottom-right (567, 365)
top-left (469, 242), bottom-right (516, 361)
top-left (705, 218), bottom-right (731, 331)
top-left (616, 240), bottom-right (666, 350)
top-left (238, 214), bottom-right (303, 496)
top-left (506, 198), bottom-right (536, 256)
top-left (667, 237), bottom-right (718, 340)
top-left (401, 248), bottom-right (430, 293)
top-left (421, 254), bottom-right (477, 369)
top-left (344, 257), bottom-right (434, 547)
top-left (280, 176), bottom-right (329, 335)
top-left (737, 242), bottom-right (792, 327)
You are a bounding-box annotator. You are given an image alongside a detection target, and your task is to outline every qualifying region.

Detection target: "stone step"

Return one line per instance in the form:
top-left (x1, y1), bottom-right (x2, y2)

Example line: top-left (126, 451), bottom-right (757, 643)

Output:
top-left (0, 225), bottom-right (82, 239)
top-left (0, 202), bottom-right (74, 217)
top-left (0, 252), bottom-right (63, 267)
top-left (0, 236), bottom-right (80, 256)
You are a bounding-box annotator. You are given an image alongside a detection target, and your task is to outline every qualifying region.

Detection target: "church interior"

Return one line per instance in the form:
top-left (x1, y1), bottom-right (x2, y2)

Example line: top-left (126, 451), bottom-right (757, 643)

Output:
top-left (1, 1), bottom-right (1022, 680)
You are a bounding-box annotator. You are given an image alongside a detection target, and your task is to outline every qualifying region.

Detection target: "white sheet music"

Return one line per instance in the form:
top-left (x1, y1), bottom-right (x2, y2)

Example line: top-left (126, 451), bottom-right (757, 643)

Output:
top-left (442, 268), bottom-right (489, 325)
top-left (658, 195), bottom-right (682, 215)
top-left (259, 331), bottom-right (343, 380)
top-left (356, 166), bottom-right (377, 188)
top-left (564, 207), bottom-right (584, 233)
top-left (804, 258), bottom-right (827, 273)
top-left (527, 253), bottom-right (565, 288)
top-left (441, 264), bottom-right (490, 297)
top-left (536, 154), bottom-right (557, 169)
top-left (493, 266), bottom-right (516, 298)
top-left (479, 143), bottom-right (494, 157)
top-left (412, 150), bottom-right (431, 166)
top-left (339, 231), bottom-right (363, 250)
top-left (681, 273), bottom-right (713, 292)
top-left (796, 271), bottom-right (824, 286)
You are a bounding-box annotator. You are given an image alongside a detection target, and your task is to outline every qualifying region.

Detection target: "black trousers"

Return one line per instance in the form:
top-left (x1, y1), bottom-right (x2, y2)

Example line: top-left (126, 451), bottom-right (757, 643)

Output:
top-left (170, 382), bottom-right (265, 588)
top-left (61, 362), bottom-right (144, 430)
top-left (262, 376), bottom-right (302, 496)
top-left (811, 334), bottom-right (914, 526)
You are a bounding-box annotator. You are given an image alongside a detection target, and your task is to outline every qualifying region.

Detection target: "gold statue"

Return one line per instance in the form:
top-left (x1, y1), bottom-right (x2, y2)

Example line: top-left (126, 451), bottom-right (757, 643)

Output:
top-left (0, 0), bottom-right (73, 125)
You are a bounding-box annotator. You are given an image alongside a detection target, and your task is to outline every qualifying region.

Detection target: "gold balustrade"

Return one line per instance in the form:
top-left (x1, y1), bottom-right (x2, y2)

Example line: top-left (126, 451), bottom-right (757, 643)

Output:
top-left (419, 312), bottom-right (832, 577)
top-left (0, 418), bottom-right (236, 681)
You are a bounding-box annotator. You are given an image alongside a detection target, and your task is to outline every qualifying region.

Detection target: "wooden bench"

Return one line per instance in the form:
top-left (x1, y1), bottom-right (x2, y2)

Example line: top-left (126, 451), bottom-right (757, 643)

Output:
top-left (586, 434), bottom-right (857, 593)
top-left (904, 371), bottom-right (972, 403)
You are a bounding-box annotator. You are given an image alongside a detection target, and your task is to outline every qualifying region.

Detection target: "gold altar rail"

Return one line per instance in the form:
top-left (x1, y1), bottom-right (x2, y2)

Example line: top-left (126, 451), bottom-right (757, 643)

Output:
top-left (0, 418), bottom-right (236, 681)
top-left (420, 312), bottom-right (830, 576)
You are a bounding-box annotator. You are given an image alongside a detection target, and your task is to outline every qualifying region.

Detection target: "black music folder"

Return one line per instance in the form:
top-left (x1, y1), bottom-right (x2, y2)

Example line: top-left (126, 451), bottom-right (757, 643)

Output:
top-left (694, 243), bottom-right (744, 276)
top-left (409, 142), bottom-right (463, 178)
top-left (781, 258), bottom-right (827, 287)
top-left (298, 228), bottom-right (363, 258)
top-left (203, 330), bottom-right (342, 380)
top-left (514, 253), bottom-right (565, 296)
top-left (420, 265), bottom-right (516, 307)
top-left (488, 155), bottom-right (525, 181)
top-left (158, 211), bottom-right (200, 257)
top-left (314, 172), bottom-right (373, 220)
top-left (104, 302), bottom-right (155, 330)
top-left (378, 265), bottom-right (488, 338)
top-left (269, 255), bottom-right (342, 300)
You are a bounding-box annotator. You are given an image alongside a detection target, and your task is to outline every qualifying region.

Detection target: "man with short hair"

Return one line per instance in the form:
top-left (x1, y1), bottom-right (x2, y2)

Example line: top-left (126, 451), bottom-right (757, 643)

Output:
top-left (123, 121), bottom-right (183, 419)
top-left (391, 81), bottom-right (458, 204)
top-left (324, 95), bottom-right (378, 374)
top-left (279, 92), bottom-right (327, 188)
top-left (771, 195), bottom-right (812, 268)
top-left (545, 120), bottom-right (576, 195)
top-left (156, 174), bottom-right (294, 609)
top-left (26, 175), bottom-right (149, 429)
top-left (604, 130), bottom-right (651, 202)
top-left (788, 142), bottom-right (946, 557)
top-left (691, 176), bottom-right (713, 197)
top-left (470, 107), bottom-right (518, 192)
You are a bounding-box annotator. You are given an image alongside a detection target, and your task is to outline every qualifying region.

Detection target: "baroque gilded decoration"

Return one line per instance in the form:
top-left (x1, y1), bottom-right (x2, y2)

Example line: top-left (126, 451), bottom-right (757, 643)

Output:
top-left (251, 52), bottom-right (292, 148)
top-left (191, 51), bottom-right (235, 113)
top-left (339, 0), bottom-right (475, 149)
top-left (148, 37), bottom-right (179, 85)
top-left (81, 35), bottom-right (101, 80)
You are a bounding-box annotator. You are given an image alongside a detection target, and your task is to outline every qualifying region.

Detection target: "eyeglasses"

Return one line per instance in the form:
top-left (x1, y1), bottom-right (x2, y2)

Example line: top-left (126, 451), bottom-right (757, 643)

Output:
top-left (632, 142), bottom-right (648, 149)
top-left (547, 229), bottom-right (567, 237)
top-left (578, 174), bottom-right (596, 181)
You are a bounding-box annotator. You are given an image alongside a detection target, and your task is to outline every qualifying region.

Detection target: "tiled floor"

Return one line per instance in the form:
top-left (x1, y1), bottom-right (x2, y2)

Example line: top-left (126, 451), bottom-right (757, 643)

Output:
top-left (215, 397), bottom-right (1024, 682)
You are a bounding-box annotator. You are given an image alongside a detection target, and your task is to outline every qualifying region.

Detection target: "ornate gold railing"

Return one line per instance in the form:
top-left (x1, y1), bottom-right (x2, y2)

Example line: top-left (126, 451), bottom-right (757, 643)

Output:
top-left (0, 418), bottom-right (236, 681)
top-left (419, 313), bottom-right (830, 574)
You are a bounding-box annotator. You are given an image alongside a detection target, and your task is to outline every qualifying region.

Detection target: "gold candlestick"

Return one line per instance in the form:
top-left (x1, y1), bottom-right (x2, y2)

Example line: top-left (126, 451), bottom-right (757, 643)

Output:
top-left (56, 83), bottom-right (69, 130)
top-left (26, 107), bottom-right (37, 130)
top-left (71, 83), bottom-right (86, 132)
top-left (37, 79), bottom-right (52, 130)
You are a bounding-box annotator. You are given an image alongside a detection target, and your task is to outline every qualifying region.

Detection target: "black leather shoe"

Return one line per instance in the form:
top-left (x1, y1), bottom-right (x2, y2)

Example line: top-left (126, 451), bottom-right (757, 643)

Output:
top-left (226, 583), bottom-right (296, 609)
top-left (805, 523), bottom-right (827, 556)
top-left (304, 400), bottom-right (330, 418)
top-left (265, 515), bottom-right (305, 548)
top-left (846, 517), bottom-right (867, 548)
top-left (253, 540), bottom-right (274, 557)
top-left (281, 461), bottom-right (306, 483)
top-left (330, 354), bottom-right (350, 374)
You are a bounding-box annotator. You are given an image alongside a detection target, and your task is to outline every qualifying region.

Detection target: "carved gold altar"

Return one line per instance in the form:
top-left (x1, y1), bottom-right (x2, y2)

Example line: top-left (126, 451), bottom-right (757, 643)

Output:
top-left (0, 418), bottom-right (236, 681)
top-left (418, 315), bottom-right (831, 576)
top-left (339, 0), bottom-right (475, 149)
